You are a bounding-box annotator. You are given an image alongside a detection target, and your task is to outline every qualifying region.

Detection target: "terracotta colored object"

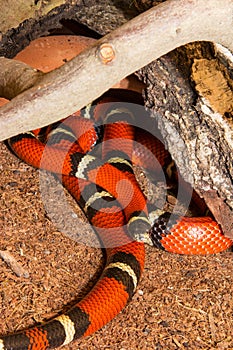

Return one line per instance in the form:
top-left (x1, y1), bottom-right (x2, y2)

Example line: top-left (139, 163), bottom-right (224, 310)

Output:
top-left (0, 35), bottom-right (144, 108)
top-left (14, 35), bottom-right (97, 73)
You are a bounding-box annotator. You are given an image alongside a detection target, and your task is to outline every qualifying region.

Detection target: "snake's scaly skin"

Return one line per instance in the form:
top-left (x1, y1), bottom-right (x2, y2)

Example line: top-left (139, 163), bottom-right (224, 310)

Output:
top-left (1, 89), bottom-right (232, 350)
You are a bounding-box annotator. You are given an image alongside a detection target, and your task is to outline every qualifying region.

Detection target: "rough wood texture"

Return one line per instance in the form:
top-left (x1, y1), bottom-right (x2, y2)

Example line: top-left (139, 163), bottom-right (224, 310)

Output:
top-left (137, 42), bottom-right (233, 237)
top-left (0, 0), bottom-right (66, 34)
top-left (1, 0), bottom-right (233, 143)
top-left (0, 0), bottom-right (232, 237)
top-left (0, 0), bottom-right (141, 58)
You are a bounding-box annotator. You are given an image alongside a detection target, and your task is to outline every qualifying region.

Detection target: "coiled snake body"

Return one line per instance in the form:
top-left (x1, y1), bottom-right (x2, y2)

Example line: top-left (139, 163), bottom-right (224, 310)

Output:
top-left (1, 89), bottom-right (232, 350)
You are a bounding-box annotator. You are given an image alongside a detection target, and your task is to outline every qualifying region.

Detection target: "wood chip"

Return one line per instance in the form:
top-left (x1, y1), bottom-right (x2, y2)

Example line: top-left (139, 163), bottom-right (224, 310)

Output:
top-left (0, 250), bottom-right (29, 278)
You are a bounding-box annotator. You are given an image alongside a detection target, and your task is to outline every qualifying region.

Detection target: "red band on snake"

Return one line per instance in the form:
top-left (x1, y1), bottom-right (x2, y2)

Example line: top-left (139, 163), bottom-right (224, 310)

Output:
top-left (1, 89), bottom-right (232, 350)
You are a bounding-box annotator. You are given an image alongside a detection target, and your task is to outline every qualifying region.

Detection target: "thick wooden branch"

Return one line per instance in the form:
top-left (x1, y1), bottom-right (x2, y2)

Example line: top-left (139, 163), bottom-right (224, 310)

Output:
top-left (0, 0), bottom-right (233, 141)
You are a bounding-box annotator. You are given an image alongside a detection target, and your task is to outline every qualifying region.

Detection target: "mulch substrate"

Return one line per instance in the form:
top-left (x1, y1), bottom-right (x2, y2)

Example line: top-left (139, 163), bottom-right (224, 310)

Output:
top-left (1, 141), bottom-right (233, 350)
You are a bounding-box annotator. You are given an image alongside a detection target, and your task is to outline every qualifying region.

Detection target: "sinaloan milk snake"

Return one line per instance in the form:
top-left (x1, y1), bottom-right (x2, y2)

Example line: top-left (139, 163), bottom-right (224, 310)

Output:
top-left (1, 89), bottom-right (232, 350)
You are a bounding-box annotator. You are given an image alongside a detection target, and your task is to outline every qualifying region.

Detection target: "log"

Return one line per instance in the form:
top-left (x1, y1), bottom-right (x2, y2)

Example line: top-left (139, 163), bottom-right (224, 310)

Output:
top-left (137, 42), bottom-right (233, 238)
top-left (0, 0), bottom-right (233, 141)
top-left (0, 0), bottom-right (233, 238)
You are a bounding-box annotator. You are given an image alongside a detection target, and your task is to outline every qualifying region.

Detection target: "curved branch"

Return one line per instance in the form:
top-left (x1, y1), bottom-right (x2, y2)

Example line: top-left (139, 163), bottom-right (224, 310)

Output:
top-left (0, 58), bottom-right (44, 100)
top-left (0, 0), bottom-right (233, 141)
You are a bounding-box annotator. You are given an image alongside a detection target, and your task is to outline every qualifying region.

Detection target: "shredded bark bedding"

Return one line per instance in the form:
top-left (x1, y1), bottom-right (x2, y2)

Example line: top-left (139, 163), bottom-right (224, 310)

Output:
top-left (1, 142), bottom-right (233, 350)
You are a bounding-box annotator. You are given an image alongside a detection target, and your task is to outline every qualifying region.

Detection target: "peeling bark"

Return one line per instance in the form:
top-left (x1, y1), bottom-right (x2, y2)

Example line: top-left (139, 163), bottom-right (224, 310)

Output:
top-left (0, 0), bottom-right (233, 237)
top-left (0, 0), bottom-right (233, 142)
top-left (137, 42), bottom-right (233, 238)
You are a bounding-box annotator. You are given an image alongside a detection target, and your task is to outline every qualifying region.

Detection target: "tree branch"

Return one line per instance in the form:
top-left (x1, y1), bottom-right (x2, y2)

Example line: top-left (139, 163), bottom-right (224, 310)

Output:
top-left (0, 0), bottom-right (233, 141)
top-left (0, 57), bottom-right (44, 99)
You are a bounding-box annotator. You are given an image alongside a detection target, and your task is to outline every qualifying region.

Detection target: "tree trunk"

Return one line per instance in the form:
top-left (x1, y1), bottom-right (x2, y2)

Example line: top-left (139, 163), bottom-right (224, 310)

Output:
top-left (137, 42), bottom-right (233, 237)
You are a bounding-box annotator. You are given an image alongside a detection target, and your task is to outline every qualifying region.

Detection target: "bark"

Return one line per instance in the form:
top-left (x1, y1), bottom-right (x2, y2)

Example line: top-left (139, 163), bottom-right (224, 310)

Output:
top-left (0, 0), bottom-right (233, 238)
top-left (0, 0), bottom-right (140, 58)
top-left (137, 42), bottom-right (233, 238)
top-left (0, 0), bottom-right (66, 34)
top-left (0, 0), bottom-right (233, 142)
top-left (0, 58), bottom-right (43, 99)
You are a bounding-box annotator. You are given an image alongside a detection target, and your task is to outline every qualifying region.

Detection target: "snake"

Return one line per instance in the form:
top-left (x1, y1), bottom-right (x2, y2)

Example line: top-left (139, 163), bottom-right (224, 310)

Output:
top-left (1, 89), bottom-right (232, 350)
